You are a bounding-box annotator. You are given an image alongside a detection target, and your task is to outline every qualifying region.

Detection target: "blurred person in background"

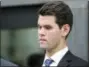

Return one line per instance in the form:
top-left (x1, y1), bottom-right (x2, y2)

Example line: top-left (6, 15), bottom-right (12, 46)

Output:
top-left (27, 1), bottom-right (88, 67)
top-left (0, 58), bottom-right (18, 67)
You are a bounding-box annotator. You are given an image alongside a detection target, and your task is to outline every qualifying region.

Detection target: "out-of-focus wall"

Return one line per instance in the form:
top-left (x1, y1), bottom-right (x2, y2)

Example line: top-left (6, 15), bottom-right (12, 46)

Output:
top-left (1, 0), bottom-right (88, 7)
top-left (1, 28), bottom-right (43, 66)
top-left (1, 30), bottom-right (11, 59)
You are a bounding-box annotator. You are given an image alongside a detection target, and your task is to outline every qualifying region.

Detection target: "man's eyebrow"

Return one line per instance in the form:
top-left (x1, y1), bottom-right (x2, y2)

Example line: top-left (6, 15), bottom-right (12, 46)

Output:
top-left (38, 24), bottom-right (51, 26)
top-left (37, 23), bottom-right (52, 27)
top-left (44, 24), bottom-right (52, 26)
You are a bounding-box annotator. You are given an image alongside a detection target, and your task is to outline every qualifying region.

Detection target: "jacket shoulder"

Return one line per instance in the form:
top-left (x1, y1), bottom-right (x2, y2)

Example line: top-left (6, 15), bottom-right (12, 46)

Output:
top-left (69, 53), bottom-right (88, 66)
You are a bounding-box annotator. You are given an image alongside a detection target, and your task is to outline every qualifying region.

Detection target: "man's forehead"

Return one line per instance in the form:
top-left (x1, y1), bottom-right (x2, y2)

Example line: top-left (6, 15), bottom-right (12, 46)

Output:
top-left (38, 15), bottom-right (56, 25)
top-left (38, 15), bottom-right (56, 21)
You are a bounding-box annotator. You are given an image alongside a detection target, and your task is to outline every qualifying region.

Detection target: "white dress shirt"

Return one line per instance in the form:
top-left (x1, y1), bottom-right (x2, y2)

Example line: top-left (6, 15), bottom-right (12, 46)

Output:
top-left (42, 47), bottom-right (68, 67)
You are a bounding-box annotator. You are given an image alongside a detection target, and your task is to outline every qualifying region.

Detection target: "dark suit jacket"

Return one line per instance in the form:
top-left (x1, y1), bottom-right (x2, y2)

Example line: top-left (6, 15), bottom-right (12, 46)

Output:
top-left (27, 51), bottom-right (88, 67)
top-left (0, 58), bottom-right (18, 67)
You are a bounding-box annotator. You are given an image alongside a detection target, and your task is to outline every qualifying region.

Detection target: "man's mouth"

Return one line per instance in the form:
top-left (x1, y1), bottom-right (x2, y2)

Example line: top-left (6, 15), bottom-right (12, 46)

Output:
top-left (39, 39), bottom-right (47, 44)
top-left (40, 39), bottom-right (46, 41)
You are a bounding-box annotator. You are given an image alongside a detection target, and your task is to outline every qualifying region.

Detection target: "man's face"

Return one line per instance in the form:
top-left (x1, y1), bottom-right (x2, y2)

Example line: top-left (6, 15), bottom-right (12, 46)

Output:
top-left (38, 15), bottom-right (66, 50)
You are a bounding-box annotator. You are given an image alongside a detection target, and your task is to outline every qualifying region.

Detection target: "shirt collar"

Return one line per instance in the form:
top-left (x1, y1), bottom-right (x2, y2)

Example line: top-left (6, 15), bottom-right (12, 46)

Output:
top-left (51, 47), bottom-right (68, 64)
top-left (44, 47), bottom-right (68, 64)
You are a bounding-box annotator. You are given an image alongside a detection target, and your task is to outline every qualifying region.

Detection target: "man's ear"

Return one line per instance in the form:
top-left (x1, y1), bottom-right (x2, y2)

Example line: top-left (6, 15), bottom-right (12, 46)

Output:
top-left (61, 24), bottom-right (70, 37)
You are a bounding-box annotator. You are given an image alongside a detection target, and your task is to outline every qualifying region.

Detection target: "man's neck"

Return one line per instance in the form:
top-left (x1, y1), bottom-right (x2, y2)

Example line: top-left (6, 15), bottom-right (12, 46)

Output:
top-left (46, 41), bottom-right (67, 57)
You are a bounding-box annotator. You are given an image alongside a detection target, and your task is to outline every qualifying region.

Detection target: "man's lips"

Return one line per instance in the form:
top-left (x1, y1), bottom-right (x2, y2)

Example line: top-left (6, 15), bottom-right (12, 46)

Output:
top-left (39, 39), bottom-right (47, 45)
top-left (40, 39), bottom-right (46, 41)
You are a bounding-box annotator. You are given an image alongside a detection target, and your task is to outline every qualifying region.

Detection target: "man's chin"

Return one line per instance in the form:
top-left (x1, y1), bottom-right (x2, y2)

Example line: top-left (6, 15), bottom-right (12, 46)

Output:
top-left (40, 44), bottom-right (48, 49)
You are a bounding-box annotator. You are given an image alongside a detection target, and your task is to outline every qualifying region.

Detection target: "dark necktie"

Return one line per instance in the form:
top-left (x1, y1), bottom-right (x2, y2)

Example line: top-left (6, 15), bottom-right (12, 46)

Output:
top-left (44, 59), bottom-right (54, 67)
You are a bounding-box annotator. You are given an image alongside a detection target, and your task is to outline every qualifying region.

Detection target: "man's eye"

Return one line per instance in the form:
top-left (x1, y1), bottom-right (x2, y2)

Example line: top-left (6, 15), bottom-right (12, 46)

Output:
top-left (45, 26), bottom-right (52, 30)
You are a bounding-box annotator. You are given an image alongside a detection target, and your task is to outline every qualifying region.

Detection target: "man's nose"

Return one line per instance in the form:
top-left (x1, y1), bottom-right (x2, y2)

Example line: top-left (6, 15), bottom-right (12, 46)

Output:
top-left (38, 28), bottom-right (46, 36)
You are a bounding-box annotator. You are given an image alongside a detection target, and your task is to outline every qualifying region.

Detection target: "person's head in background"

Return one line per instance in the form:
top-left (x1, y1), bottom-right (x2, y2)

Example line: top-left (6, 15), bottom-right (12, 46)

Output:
top-left (37, 1), bottom-right (73, 56)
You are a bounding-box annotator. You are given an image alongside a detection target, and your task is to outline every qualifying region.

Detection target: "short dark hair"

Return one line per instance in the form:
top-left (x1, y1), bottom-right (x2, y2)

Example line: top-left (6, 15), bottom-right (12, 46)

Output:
top-left (38, 1), bottom-right (73, 38)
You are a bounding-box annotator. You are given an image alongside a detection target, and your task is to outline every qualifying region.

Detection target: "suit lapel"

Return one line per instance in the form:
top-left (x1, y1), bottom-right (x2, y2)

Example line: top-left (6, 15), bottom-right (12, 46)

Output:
top-left (38, 53), bottom-right (45, 67)
top-left (57, 51), bottom-right (73, 67)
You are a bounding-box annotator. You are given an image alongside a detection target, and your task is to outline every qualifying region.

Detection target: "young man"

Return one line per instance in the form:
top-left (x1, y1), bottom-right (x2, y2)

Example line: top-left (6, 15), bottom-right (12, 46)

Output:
top-left (27, 1), bottom-right (88, 67)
